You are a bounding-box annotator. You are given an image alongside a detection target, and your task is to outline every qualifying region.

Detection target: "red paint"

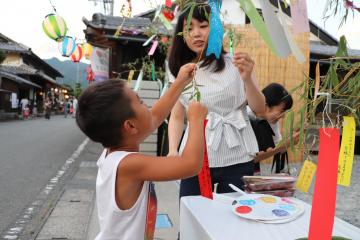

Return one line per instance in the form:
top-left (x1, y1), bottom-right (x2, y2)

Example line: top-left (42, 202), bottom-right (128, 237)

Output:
top-left (236, 206), bottom-right (252, 214)
top-left (308, 128), bottom-right (340, 240)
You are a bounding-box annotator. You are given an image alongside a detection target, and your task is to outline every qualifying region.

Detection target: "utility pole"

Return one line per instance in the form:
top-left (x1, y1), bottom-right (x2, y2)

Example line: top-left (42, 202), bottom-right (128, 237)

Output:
top-left (88, 0), bottom-right (114, 16)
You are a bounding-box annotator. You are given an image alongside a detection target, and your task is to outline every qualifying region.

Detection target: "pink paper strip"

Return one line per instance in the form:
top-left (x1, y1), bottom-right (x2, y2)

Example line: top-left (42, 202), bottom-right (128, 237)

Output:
top-left (308, 128), bottom-right (340, 240)
top-left (290, 0), bottom-right (310, 33)
top-left (148, 40), bottom-right (158, 56)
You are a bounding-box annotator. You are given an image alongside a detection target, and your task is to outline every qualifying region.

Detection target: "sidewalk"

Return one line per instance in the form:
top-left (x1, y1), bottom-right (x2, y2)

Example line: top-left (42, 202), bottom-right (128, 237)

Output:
top-left (35, 140), bottom-right (181, 240)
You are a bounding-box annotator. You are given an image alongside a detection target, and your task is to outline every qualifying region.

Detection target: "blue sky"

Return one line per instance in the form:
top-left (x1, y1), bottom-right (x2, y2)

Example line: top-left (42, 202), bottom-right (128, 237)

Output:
top-left (0, 0), bottom-right (359, 62)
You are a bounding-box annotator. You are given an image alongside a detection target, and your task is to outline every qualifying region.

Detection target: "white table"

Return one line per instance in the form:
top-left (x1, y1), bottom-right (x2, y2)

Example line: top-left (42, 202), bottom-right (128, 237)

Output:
top-left (180, 194), bottom-right (360, 240)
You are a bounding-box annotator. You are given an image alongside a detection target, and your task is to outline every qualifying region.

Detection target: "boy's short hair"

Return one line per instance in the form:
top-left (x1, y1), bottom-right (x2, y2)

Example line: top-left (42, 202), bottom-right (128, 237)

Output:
top-left (262, 83), bottom-right (293, 111)
top-left (76, 79), bottom-right (135, 148)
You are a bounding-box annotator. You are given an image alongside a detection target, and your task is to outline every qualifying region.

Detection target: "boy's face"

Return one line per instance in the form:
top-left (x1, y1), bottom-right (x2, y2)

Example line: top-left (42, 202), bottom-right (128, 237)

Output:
top-left (265, 103), bottom-right (286, 124)
top-left (125, 87), bottom-right (153, 136)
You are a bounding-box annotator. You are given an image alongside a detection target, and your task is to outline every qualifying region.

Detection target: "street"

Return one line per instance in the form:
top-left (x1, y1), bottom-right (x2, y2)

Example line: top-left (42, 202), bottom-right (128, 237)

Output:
top-left (0, 116), bottom-right (87, 237)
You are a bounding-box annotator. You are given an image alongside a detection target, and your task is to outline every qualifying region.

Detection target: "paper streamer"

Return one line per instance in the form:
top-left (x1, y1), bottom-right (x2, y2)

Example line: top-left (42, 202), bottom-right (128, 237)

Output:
top-left (151, 62), bottom-right (156, 81)
top-left (148, 40), bottom-right (158, 56)
top-left (314, 62), bottom-right (320, 101)
top-left (277, 0), bottom-right (306, 63)
top-left (160, 81), bottom-right (169, 96)
top-left (165, 0), bottom-right (171, 8)
top-left (143, 34), bottom-right (156, 46)
top-left (237, 0), bottom-right (277, 55)
top-left (159, 13), bottom-right (173, 30)
top-left (153, 5), bottom-right (162, 21)
top-left (290, 0), bottom-right (310, 33)
top-left (134, 69), bottom-right (144, 92)
top-left (296, 160), bottom-right (317, 193)
top-left (198, 119), bottom-right (213, 199)
top-left (338, 116), bottom-right (356, 186)
top-left (229, 30), bottom-right (234, 57)
top-left (308, 128), bottom-right (340, 240)
top-left (127, 70), bottom-right (135, 84)
top-left (206, 0), bottom-right (224, 59)
top-left (260, 0), bottom-right (291, 58)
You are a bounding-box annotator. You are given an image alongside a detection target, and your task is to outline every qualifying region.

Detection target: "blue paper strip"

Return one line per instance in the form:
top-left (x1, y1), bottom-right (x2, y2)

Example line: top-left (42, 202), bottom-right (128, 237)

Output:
top-left (206, 0), bottom-right (224, 59)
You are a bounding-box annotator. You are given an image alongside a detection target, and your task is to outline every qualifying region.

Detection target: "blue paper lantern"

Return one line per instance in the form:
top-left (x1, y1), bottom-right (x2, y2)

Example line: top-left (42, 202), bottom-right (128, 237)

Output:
top-left (58, 36), bottom-right (76, 57)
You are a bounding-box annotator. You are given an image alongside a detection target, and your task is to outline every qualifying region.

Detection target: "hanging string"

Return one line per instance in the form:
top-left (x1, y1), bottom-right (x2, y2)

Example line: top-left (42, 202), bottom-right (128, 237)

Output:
top-left (48, 0), bottom-right (57, 12)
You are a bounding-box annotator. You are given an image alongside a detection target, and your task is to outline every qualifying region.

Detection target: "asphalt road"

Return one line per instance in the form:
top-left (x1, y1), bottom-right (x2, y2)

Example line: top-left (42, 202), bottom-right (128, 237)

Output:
top-left (0, 116), bottom-right (86, 235)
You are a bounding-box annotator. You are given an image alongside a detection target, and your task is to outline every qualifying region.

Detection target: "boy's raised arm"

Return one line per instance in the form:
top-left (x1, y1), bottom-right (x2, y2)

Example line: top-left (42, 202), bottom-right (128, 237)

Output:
top-left (120, 101), bottom-right (208, 181)
top-left (150, 63), bottom-right (196, 129)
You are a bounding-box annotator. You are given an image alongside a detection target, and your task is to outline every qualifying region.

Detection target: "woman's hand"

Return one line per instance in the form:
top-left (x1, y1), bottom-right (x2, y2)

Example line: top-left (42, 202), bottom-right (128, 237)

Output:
top-left (232, 52), bottom-right (255, 82)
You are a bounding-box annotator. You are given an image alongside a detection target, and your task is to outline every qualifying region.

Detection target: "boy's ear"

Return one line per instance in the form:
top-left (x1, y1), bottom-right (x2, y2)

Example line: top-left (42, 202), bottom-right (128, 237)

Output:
top-left (123, 119), bottom-right (138, 135)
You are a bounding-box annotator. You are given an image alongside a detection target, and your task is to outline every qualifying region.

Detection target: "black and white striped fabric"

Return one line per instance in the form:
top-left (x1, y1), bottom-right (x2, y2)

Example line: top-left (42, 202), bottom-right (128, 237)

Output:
top-left (172, 54), bottom-right (259, 168)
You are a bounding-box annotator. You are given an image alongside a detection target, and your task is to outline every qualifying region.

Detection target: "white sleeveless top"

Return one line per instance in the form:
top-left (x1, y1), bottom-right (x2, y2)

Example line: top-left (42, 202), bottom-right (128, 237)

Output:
top-left (95, 150), bottom-right (157, 240)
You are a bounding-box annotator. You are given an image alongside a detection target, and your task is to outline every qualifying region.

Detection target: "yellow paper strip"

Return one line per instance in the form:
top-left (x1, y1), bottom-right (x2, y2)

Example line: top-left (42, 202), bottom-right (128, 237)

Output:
top-left (127, 70), bottom-right (135, 84)
top-left (337, 116), bottom-right (356, 186)
top-left (296, 160), bottom-right (317, 193)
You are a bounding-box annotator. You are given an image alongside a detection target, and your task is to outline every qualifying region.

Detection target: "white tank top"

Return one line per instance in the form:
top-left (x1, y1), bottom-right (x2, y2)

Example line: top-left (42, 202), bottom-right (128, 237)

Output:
top-left (95, 150), bottom-right (157, 240)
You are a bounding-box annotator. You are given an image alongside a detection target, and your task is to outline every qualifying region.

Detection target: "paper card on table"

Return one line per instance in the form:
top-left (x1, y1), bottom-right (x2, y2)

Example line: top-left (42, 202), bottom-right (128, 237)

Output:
top-left (290, 0), bottom-right (310, 33)
top-left (134, 69), bottom-right (144, 92)
top-left (338, 116), bottom-right (356, 186)
top-left (296, 160), bottom-right (317, 193)
top-left (309, 128), bottom-right (340, 240)
top-left (238, 0), bottom-right (277, 55)
top-left (277, 0), bottom-right (306, 63)
top-left (127, 70), bottom-right (135, 84)
top-left (143, 34), bottom-right (156, 46)
top-left (159, 13), bottom-right (173, 30)
top-left (259, 0), bottom-right (291, 58)
top-left (148, 40), bottom-right (158, 56)
top-left (165, 0), bottom-right (172, 8)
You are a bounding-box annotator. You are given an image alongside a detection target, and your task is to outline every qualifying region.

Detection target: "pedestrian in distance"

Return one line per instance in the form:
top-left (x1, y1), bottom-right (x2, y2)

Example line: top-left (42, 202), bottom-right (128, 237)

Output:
top-left (167, 1), bottom-right (266, 197)
top-left (75, 63), bottom-right (207, 240)
top-left (44, 98), bottom-right (51, 120)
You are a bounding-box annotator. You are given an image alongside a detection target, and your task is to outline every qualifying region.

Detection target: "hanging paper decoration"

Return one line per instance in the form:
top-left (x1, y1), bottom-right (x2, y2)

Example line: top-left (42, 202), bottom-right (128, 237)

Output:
top-left (159, 13), bottom-right (173, 30)
top-left (134, 70), bottom-right (144, 92)
top-left (86, 65), bottom-right (94, 83)
top-left (229, 29), bottom-right (234, 57)
top-left (84, 43), bottom-right (93, 60)
top-left (163, 9), bottom-right (174, 21)
top-left (337, 116), bottom-right (356, 186)
top-left (143, 34), bottom-right (156, 47)
top-left (308, 128), bottom-right (340, 240)
top-left (58, 36), bottom-right (76, 57)
top-left (165, 0), bottom-right (172, 8)
top-left (151, 62), bottom-right (156, 81)
top-left (148, 40), bottom-right (159, 56)
top-left (42, 13), bottom-right (68, 41)
top-left (206, 0), bottom-right (224, 59)
top-left (70, 44), bottom-right (83, 62)
top-left (290, 0), bottom-right (310, 33)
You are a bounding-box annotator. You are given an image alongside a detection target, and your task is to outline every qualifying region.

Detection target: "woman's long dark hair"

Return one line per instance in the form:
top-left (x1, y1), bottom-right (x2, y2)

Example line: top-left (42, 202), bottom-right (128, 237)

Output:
top-left (168, 3), bottom-right (226, 77)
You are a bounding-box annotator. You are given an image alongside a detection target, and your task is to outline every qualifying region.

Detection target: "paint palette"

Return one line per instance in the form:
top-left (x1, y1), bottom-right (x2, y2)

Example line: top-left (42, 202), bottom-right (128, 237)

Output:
top-left (232, 194), bottom-right (304, 223)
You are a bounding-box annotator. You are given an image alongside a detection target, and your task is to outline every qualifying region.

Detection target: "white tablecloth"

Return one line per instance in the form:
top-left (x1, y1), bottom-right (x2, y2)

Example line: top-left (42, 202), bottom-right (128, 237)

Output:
top-left (180, 194), bottom-right (360, 240)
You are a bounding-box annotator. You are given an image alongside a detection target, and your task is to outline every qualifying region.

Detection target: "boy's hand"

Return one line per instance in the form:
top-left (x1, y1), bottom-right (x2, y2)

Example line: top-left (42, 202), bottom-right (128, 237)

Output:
top-left (176, 63), bottom-right (197, 87)
top-left (232, 52), bottom-right (254, 82)
top-left (187, 101), bottom-right (208, 122)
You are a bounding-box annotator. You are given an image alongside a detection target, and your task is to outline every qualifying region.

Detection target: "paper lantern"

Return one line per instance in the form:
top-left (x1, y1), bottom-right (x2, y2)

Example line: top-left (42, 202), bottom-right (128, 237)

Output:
top-left (70, 44), bottom-right (83, 62)
top-left (58, 36), bottom-right (76, 57)
top-left (83, 43), bottom-right (93, 60)
top-left (42, 14), bottom-right (67, 41)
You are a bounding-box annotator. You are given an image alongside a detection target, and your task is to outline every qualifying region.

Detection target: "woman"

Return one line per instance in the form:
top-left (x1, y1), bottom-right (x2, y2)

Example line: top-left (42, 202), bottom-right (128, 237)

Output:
top-left (167, 2), bottom-right (266, 197)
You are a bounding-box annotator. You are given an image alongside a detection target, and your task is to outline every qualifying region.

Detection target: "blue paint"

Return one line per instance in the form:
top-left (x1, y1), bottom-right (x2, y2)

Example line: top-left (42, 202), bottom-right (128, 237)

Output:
top-left (238, 199), bottom-right (256, 206)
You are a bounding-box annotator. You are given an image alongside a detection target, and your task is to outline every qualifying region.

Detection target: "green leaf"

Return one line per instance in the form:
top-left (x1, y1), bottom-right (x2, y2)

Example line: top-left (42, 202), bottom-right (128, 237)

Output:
top-left (289, 111), bottom-right (295, 153)
top-left (186, 4), bottom-right (195, 36)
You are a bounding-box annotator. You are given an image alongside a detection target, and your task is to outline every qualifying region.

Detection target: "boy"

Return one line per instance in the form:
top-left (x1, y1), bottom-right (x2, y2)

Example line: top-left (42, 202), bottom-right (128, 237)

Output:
top-left (76, 63), bottom-right (208, 240)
